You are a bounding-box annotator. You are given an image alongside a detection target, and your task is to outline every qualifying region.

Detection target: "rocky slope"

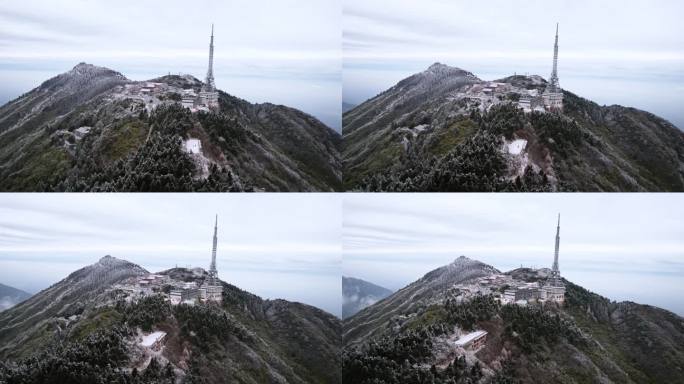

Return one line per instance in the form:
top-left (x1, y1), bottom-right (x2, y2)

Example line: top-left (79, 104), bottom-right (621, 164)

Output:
top-left (0, 283), bottom-right (32, 312)
top-left (342, 276), bottom-right (393, 319)
top-left (0, 255), bottom-right (148, 358)
top-left (344, 256), bottom-right (499, 346)
top-left (343, 63), bottom-right (684, 191)
top-left (0, 63), bottom-right (342, 192)
top-left (342, 257), bottom-right (684, 383)
top-left (0, 256), bottom-right (341, 383)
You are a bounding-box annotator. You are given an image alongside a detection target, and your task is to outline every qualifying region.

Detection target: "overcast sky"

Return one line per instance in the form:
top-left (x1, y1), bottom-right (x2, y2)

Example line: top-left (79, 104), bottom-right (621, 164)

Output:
top-left (0, 194), bottom-right (342, 317)
top-left (0, 0), bottom-right (342, 131)
top-left (343, 194), bottom-right (684, 316)
top-left (344, 0), bottom-right (684, 130)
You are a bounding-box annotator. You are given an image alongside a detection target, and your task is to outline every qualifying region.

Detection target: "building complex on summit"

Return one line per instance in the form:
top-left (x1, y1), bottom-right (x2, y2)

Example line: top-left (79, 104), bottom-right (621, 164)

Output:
top-left (113, 215), bottom-right (224, 306)
top-left (121, 24), bottom-right (220, 114)
top-left (451, 23), bottom-right (564, 115)
top-left (502, 213), bottom-right (566, 304)
top-left (168, 215), bottom-right (223, 305)
top-left (433, 214), bottom-right (568, 354)
top-left (449, 214), bottom-right (566, 307)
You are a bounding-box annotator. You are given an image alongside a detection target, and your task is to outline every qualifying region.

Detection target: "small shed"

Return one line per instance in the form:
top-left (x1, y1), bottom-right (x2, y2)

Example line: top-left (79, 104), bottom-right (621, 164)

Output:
top-left (454, 330), bottom-right (488, 350)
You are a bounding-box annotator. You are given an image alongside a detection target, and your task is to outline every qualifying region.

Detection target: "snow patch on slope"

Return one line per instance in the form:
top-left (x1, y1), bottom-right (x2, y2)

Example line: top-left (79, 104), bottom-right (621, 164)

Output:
top-left (503, 138), bottom-right (535, 177)
top-left (184, 138), bottom-right (202, 154)
top-left (140, 331), bottom-right (166, 347)
top-left (182, 138), bottom-right (211, 178)
top-left (506, 139), bottom-right (527, 155)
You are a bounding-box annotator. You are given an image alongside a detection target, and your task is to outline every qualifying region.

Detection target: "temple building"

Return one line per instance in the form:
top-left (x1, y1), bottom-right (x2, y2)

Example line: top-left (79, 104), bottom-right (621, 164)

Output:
top-left (198, 24), bottom-right (219, 109)
top-left (201, 215), bottom-right (223, 302)
top-left (542, 23), bottom-right (564, 111)
top-left (541, 214), bottom-right (566, 303)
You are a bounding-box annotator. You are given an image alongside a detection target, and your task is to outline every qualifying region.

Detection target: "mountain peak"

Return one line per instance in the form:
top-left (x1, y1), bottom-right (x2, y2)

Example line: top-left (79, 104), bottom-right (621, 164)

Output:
top-left (66, 62), bottom-right (127, 80)
top-left (428, 62), bottom-right (448, 69)
top-left (65, 256), bottom-right (148, 287)
top-left (423, 62), bottom-right (472, 77)
top-left (152, 73), bottom-right (203, 88)
top-left (72, 62), bottom-right (94, 70)
top-left (96, 254), bottom-right (124, 265)
top-left (343, 257), bottom-right (500, 345)
top-left (422, 256), bottom-right (499, 287)
top-left (446, 255), bottom-right (488, 269)
top-left (496, 73), bottom-right (547, 89)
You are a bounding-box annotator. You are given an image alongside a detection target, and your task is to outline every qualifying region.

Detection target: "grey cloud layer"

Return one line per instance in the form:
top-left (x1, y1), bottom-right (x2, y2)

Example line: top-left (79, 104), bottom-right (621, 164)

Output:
top-left (344, 0), bottom-right (684, 56)
top-left (343, 0), bottom-right (684, 129)
top-left (0, 0), bottom-right (342, 130)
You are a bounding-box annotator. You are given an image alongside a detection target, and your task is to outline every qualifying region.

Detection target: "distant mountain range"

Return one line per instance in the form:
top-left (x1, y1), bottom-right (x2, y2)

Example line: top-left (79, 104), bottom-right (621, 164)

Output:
top-left (0, 63), bottom-right (342, 192)
top-left (0, 256), bottom-right (341, 383)
top-left (343, 256), bottom-right (684, 383)
top-left (0, 283), bottom-right (31, 312)
top-left (343, 63), bottom-right (684, 191)
top-left (342, 276), bottom-right (392, 319)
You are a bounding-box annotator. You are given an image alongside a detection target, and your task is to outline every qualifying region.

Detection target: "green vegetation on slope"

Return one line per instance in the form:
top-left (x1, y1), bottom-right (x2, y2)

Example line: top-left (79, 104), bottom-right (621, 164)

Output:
top-left (344, 282), bottom-right (684, 384)
top-left (0, 68), bottom-right (342, 191)
top-left (0, 324), bottom-right (176, 384)
top-left (343, 296), bottom-right (502, 384)
top-left (47, 105), bottom-right (247, 192)
top-left (1, 274), bottom-right (342, 384)
top-left (343, 67), bottom-right (684, 191)
top-left (354, 106), bottom-right (553, 192)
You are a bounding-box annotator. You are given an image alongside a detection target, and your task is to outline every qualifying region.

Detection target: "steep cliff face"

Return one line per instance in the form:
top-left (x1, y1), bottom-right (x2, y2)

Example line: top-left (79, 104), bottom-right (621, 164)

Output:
top-left (0, 63), bottom-right (341, 192)
top-left (0, 258), bottom-right (341, 383)
top-left (343, 63), bottom-right (684, 191)
top-left (342, 258), bottom-right (684, 383)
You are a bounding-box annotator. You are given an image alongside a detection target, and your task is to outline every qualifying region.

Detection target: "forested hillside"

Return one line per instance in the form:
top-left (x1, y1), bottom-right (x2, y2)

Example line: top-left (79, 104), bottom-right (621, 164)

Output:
top-left (0, 63), bottom-right (342, 192)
